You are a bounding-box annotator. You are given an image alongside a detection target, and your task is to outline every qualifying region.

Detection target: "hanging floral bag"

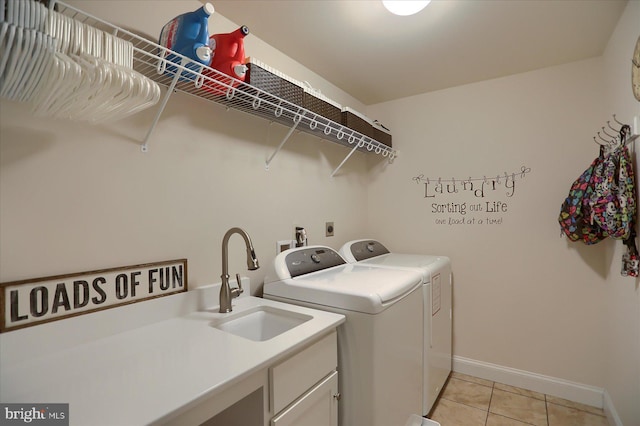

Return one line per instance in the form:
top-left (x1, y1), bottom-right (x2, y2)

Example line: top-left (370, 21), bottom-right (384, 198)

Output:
top-left (590, 128), bottom-right (636, 240)
top-left (558, 146), bottom-right (609, 244)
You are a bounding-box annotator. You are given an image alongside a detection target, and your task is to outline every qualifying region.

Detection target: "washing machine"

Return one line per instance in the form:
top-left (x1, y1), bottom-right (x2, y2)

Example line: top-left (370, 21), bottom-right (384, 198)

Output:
top-left (339, 240), bottom-right (452, 415)
top-left (263, 245), bottom-right (424, 426)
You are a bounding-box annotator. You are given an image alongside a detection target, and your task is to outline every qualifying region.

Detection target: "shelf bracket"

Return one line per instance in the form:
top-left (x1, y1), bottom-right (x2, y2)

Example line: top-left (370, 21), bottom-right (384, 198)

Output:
top-left (265, 111), bottom-right (305, 170)
top-left (330, 142), bottom-right (360, 178)
top-left (140, 64), bottom-right (183, 153)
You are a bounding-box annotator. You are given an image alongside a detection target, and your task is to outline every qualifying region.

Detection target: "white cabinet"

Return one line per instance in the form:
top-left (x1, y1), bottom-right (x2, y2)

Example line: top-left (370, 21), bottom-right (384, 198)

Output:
top-left (271, 371), bottom-right (338, 426)
top-left (270, 331), bottom-right (339, 426)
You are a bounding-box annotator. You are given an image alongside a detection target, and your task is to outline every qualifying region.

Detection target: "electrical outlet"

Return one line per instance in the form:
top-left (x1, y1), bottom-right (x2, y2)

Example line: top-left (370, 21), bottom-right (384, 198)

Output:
top-left (276, 240), bottom-right (294, 254)
top-left (326, 222), bottom-right (334, 237)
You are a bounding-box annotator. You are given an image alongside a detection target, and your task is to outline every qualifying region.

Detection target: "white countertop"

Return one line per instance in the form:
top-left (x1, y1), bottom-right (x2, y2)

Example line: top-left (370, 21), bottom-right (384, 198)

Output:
top-left (0, 283), bottom-right (345, 425)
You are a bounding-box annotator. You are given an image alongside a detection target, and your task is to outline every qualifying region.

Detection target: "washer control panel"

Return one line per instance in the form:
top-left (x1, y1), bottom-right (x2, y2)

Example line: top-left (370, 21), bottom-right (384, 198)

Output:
top-left (285, 247), bottom-right (346, 277)
top-left (349, 240), bottom-right (390, 261)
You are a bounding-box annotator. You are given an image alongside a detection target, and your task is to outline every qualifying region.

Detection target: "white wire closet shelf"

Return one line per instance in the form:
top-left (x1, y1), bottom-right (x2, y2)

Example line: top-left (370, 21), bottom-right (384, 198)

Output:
top-left (52, 1), bottom-right (396, 176)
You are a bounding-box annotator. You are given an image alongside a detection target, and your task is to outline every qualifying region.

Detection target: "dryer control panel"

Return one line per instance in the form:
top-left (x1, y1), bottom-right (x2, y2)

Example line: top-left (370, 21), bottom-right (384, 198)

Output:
top-left (349, 240), bottom-right (390, 261)
top-left (285, 247), bottom-right (346, 277)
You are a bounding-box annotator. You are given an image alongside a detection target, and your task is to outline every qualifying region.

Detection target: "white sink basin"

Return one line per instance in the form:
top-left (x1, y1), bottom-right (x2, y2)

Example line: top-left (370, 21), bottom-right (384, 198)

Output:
top-left (212, 306), bottom-right (313, 341)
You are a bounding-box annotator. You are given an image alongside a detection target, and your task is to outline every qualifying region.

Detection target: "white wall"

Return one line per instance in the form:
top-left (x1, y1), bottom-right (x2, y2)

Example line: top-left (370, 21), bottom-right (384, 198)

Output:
top-left (0, 1), bottom-right (372, 293)
top-left (367, 56), bottom-right (610, 387)
top-left (602, 2), bottom-right (640, 425)
top-left (366, 2), bottom-right (639, 423)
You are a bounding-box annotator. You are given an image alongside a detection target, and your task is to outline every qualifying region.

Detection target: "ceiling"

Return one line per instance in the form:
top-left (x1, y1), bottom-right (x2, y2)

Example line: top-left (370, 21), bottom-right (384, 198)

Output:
top-left (210, 0), bottom-right (627, 105)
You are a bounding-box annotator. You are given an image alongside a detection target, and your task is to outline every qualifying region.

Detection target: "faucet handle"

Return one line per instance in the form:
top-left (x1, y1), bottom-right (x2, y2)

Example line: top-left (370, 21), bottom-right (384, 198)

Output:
top-left (235, 274), bottom-right (243, 292)
top-left (231, 273), bottom-right (244, 298)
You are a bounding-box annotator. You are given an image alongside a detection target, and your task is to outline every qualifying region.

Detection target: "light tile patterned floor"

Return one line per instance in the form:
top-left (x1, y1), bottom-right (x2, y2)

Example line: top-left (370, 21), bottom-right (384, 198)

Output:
top-left (427, 372), bottom-right (608, 426)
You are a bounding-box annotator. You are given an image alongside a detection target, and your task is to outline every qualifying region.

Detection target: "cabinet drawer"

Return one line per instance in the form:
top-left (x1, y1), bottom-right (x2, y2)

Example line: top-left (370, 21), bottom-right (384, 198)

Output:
top-left (270, 331), bottom-right (337, 414)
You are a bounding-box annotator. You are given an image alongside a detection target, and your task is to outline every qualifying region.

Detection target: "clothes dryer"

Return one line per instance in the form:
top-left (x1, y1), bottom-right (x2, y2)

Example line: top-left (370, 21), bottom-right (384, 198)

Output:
top-left (339, 240), bottom-right (452, 415)
top-left (263, 246), bottom-right (424, 426)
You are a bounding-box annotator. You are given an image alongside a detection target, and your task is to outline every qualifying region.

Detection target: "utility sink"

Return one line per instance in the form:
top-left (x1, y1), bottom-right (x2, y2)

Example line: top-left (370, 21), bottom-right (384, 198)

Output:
top-left (212, 306), bottom-right (313, 341)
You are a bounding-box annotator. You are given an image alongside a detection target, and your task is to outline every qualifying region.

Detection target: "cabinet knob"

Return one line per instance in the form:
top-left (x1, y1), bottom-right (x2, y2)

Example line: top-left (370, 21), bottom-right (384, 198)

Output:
top-left (333, 392), bottom-right (341, 401)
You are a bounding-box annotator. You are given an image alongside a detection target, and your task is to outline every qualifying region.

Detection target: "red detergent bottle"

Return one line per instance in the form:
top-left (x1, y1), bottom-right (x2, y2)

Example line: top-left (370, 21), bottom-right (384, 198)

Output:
top-left (202, 25), bottom-right (250, 94)
top-left (158, 3), bottom-right (214, 80)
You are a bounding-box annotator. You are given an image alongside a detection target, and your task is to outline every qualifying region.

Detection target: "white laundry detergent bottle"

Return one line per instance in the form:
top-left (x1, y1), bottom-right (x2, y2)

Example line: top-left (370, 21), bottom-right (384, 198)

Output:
top-left (158, 3), bottom-right (214, 80)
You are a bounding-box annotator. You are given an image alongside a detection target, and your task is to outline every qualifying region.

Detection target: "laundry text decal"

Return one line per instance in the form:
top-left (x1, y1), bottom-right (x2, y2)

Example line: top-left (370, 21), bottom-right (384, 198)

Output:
top-left (412, 166), bottom-right (531, 226)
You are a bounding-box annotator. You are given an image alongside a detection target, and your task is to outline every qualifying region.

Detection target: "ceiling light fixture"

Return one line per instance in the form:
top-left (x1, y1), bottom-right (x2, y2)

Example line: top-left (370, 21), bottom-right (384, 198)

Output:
top-left (382, 0), bottom-right (430, 16)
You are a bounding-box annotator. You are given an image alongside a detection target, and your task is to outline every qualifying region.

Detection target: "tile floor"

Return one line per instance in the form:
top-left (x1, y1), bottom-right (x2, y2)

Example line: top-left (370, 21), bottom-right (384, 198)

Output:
top-left (427, 372), bottom-right (608, 426)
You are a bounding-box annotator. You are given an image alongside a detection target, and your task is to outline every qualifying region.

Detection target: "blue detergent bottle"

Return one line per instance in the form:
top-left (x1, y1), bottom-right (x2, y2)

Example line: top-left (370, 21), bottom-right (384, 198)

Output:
top-left (158, 3), bottom-right (214, 80)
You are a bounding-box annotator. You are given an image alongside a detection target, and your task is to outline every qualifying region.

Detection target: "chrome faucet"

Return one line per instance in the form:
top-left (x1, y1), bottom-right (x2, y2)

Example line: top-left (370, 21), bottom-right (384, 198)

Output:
top-left (219, 227), bottom-right (260, 313)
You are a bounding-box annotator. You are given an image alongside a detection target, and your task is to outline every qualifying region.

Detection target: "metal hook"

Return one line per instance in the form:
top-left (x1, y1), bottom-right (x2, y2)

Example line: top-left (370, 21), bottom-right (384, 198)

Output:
top-left (602, 127), bottom-right (618, 140)
top-left (598, 132), bottom-right (615, 145)
top-left (194, 66), bottom-right (206, 89)
top-left (157, 50), bottom-right (168, 75)
top-left (594, 136), bottom-right (605, 146)
top-left (226, 86), bottom-right (236, 101)
top-left (607, 121), bottom-right (620, 133)
top-left (612, 114), bottom-right (625, 126)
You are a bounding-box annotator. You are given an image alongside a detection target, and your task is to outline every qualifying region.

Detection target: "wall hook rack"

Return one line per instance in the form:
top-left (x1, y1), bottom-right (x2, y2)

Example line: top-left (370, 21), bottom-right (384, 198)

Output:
top-left (50, 1), bottom-right (397, 176)
top-left (593, 114), bottom-right (640, 147)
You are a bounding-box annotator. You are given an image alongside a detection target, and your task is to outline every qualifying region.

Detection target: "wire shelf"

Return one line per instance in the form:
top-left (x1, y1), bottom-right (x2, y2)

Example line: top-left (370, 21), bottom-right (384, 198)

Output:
top-left (53, 1), bottom-right (397, 170)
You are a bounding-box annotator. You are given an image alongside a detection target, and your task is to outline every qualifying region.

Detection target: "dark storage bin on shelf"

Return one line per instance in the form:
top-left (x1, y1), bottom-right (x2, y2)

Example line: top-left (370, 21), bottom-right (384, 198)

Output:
top-left (341, 107), bottom-right (375, 138)
top-left (246, 58), bottom-right (304, 107)
top-left (373, 122), bottom-right (392, 147)
top-left (303, 88), bottom-right (342, 123)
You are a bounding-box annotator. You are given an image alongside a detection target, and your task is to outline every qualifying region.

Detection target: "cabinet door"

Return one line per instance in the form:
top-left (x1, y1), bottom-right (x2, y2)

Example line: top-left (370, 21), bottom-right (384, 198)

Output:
top-left (271, 371), bottom-right (338, 426)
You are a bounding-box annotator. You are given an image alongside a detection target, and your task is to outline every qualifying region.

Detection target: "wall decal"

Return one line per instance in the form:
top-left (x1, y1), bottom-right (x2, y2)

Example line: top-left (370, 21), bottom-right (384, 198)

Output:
top-left (412, 166), bottom-right (531, 226)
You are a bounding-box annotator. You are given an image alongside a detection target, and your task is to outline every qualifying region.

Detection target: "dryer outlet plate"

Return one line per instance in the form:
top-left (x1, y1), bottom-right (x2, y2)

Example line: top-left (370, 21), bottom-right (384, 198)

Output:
top-left (326, 222), bottom-right (334, 237)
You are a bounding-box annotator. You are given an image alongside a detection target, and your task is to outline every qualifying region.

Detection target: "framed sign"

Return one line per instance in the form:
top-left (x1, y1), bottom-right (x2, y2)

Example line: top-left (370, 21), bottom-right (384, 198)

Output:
top-left (1, 259), bottom-right (187, 333)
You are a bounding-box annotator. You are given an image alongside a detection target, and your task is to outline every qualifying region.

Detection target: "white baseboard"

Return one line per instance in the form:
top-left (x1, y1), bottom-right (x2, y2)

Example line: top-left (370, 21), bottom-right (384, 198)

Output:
top-left (452, 355), bottom-right (604, 408)
top-left (603, 390), bottom-right (623, 426)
